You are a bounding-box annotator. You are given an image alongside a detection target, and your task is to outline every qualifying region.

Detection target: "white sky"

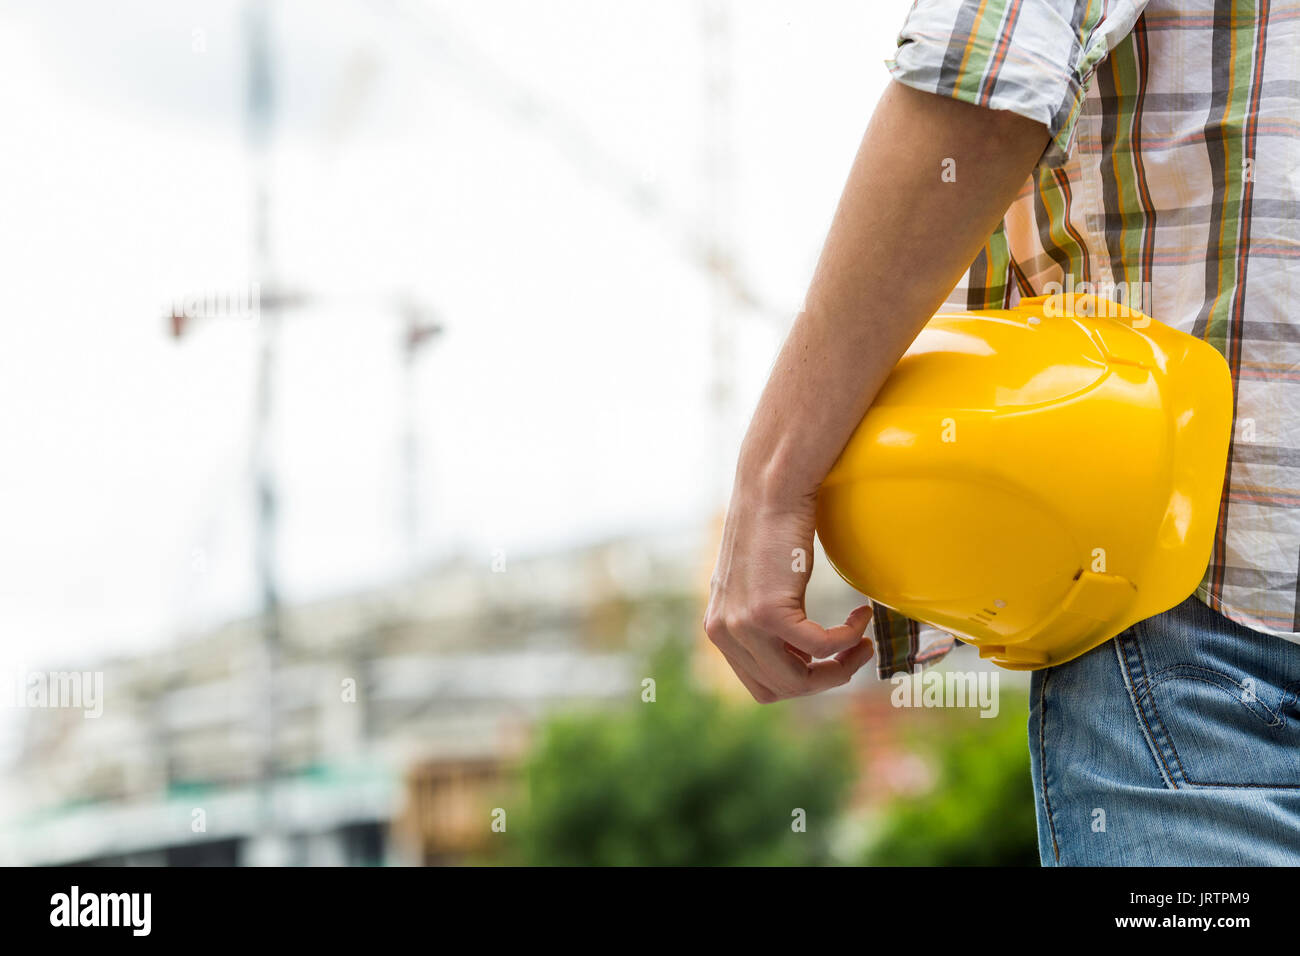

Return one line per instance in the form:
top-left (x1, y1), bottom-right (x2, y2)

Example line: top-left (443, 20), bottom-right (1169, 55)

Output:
top-left (0, 0), bottom-right (909, 675)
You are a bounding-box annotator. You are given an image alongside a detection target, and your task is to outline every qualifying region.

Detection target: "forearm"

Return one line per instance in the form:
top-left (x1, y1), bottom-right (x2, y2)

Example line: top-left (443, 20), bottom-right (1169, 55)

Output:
top-left (735, 81), bottom-right (1050, 507)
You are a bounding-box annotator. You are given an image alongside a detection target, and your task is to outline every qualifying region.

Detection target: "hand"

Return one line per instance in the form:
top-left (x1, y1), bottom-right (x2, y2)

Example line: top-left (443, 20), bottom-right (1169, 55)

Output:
top-left (698, 85), bottom-right (1047, 703)
top-left (704, 489), bottom-right (875, 703)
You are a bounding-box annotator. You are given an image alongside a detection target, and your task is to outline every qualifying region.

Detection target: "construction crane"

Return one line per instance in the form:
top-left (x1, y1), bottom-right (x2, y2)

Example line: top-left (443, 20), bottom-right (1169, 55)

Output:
top-left (245, 0), bottom-right (283, 866)
top-left (168, 0), bottom-right (764, 834)
top-left (165, 0), bottom-right (443, 865)
top-left (352, 0), bottom-right (762, 677)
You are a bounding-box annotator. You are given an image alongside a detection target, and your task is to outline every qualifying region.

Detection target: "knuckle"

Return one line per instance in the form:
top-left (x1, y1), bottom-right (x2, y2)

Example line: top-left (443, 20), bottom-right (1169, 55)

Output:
top-left (747, 601), bottom-right (779, 630)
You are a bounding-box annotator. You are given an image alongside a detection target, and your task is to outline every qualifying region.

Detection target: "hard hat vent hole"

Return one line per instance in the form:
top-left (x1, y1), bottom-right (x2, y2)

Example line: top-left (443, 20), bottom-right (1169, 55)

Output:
top-left (1072, 568), bottom-right (1083, 581)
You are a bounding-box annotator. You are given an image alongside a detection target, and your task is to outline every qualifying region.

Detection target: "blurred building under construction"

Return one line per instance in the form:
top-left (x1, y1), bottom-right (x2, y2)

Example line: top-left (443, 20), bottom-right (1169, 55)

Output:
top-left (0, 529), bottom-right (947, 866)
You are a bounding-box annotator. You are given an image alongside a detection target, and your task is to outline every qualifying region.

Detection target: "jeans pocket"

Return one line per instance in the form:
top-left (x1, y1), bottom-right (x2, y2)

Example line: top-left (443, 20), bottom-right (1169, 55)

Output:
top-left (1120, 629), bottom-right (1300, 789)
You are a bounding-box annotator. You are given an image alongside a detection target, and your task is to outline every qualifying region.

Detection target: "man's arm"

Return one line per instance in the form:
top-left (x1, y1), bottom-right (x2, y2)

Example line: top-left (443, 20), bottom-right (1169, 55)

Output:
top-left (704, 80), bottom-right (1049, 702)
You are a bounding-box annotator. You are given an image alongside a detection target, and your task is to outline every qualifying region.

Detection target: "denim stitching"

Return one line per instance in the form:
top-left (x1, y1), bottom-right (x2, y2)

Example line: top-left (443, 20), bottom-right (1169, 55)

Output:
top-left (1116, 631), bottom-right (1181, 788)
top-left (1141, 662), bottom-right (1300, 721)
top-left (1132, 631), bottom-right (1192, 784)
top-left (1138, 672), bottom-right (1284, 728)
top-left (1036, 668), bottom-right (1061, 863)
top-left (1175, 780), bottom-right (1300, 789)
top-left (1143, 662), bottom-right (1278, 691)
top-left (1133, 673), bottom-right (1300, 788)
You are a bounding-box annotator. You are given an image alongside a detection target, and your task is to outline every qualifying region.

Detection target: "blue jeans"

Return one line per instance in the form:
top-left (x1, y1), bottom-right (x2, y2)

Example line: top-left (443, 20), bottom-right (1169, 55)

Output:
top-left (1029, 594), bottom-right (1300, 865)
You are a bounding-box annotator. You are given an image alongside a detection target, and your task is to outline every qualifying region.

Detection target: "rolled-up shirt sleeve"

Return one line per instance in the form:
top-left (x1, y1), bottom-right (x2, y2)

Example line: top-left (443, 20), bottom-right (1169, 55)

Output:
top-left (886, 0), bottom-right (1149, 168)
top-left (872, 603), bottom-right (958, 679)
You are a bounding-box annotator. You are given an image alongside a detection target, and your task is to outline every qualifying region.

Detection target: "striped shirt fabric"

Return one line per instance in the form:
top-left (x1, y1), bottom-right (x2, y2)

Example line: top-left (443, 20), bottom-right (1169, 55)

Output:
top-left (870, 0), bottom-right (1300, 677)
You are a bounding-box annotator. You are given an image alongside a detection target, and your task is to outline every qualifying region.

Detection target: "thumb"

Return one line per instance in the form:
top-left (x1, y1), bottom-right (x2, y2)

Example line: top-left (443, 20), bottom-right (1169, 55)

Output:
top-left (784, 604), bottom-right (873, 659)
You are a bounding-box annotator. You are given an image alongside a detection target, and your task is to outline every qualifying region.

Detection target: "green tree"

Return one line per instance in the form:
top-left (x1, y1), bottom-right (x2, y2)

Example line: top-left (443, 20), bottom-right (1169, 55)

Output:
top-left (863, 693), bottom-right (1039, 865)
top-left (510, 643), bottom-right (855, 866)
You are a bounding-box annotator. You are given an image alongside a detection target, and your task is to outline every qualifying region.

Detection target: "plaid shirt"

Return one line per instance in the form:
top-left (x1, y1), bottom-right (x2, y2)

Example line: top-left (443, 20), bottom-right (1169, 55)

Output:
top-left (871, 0), bottom-right (1300, 676)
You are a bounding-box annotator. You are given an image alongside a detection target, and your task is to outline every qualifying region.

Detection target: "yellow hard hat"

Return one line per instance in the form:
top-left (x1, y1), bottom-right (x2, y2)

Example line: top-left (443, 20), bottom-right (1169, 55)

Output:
top-left (815, 293), bottom-right (1233, 670)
